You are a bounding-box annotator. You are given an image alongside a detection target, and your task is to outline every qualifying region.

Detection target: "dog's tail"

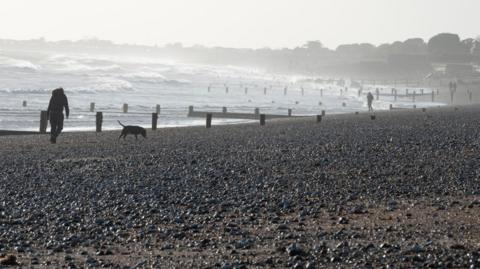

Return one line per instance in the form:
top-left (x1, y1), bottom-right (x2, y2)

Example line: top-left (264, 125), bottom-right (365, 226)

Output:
top-left (117, 120), bottom-right (125, 127)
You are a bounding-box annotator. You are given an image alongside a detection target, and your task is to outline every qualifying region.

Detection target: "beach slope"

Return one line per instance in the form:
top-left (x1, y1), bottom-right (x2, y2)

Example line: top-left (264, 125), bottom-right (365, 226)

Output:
top-left (0, 106), bottom-right (479, 268)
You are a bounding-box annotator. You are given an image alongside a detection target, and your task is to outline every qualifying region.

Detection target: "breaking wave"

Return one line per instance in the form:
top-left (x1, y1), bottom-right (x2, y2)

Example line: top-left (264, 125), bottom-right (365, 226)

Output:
top-left (0, 77), bottom-right (134, 94)
top-left (0, 56), bottom-right (40, 71)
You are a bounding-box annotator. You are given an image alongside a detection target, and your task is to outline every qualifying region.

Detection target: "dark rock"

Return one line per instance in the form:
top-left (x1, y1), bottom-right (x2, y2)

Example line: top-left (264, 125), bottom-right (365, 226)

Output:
top-left (286, 243), bottom-right (306, 257)
top-left (338, 217), bottom-right (349, 224)
top-left (450, 244), bottom-right (465, 250)
top-left (349, 205), bottom-right (367, 214)
top-left (0, 254), bottom-right (18, 266)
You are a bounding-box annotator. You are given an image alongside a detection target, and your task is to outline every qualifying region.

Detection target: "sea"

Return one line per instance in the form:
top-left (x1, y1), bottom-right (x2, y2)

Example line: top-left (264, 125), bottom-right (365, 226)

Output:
top-left (0, 51), bottom-right (445, 131)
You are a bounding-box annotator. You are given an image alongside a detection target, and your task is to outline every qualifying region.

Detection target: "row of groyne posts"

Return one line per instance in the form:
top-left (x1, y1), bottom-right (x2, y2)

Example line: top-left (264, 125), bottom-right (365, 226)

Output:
top-left (208, 84), bottom-right (454, 104)
top-left (35, 102), bottom-right (327, 133)
top-left (187, 105), bottom-right (325, 128)
top-left (210, 80), bottom-right (474, 104)
top-left (38, 103), bottom-right (162, 134)
top-left (367, 84), bottom-right (473, 104)
top-left (370, 88), bottom-right (438, 102)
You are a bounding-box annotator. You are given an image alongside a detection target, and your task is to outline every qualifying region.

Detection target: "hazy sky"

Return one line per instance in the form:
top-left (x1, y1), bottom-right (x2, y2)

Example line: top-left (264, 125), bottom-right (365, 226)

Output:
top-left (0, 0), bottom-right (478, 49)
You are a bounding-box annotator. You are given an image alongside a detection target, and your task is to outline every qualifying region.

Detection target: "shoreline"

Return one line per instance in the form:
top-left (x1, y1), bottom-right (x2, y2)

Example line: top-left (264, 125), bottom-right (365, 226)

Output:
top-left (0, 101), bottom-right (450, 136)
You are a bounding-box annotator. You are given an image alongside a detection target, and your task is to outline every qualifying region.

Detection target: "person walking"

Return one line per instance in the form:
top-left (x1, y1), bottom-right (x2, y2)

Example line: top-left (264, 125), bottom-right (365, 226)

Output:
top-left (47, 87), bottom-right (69, 143)
top-left (367, 92), bottom-right (374, 112)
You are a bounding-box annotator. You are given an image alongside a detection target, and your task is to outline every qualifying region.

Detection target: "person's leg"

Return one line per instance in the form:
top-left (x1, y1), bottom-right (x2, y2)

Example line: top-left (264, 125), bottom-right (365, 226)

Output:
top-left (56, 114), bottom-right (64, 138)
top-left (50, 114), bottom-right (58, 143)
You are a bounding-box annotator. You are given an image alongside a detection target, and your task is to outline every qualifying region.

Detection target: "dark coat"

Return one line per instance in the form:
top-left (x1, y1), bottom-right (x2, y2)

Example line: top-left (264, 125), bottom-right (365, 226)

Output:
top-left (367, 93), bottom-right (374, 103)
top-left (47, 88), bottom-right (69, 118)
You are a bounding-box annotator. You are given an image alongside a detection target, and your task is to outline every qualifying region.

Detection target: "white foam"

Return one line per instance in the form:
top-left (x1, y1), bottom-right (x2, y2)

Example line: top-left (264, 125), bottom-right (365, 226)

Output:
top-left (0, 55), bottom-right (40, 71)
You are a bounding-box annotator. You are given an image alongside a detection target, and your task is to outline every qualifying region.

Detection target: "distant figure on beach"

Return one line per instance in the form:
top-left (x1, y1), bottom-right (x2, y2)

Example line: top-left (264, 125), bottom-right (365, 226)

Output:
top-left (47, 88), bottom-right (69, 144)
top-left (367, 92), bottom-right (374, 111)
top-left (449, 81), bottom-right (457, 104)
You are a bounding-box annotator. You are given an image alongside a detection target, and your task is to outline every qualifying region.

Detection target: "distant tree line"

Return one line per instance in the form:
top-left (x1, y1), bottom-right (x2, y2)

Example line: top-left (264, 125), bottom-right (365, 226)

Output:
top-left (1, 33), bottom-right (479, 78)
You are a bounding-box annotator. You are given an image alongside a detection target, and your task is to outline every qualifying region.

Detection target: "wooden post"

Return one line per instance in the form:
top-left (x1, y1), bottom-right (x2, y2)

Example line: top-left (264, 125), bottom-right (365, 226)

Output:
top-left (394, 89), bottom-right (397, 101)
top-left (288, 109), bottom-right (292, 117)
top-left (413, 104), bottom-right (417, 109)
top-left (96, 112), bottom-right (103, 133)
top-left (188, 106), bottom-right (194, 115)
top-left (421, 89), bottom-right (424, 95)
top-left (40, 111), bottom-right (48, 134)
top-left (406, 89), bottom-right (409, 96)
top-left (320, 89), bottom-right (323, 97)
top-left (123, 103), bottom-right (128, 113)
top-left (156, 104), bottom-right (161, 114)
top-left (422, 108), bottom-right (426, 113)
top-left (260, 114), bottom-right (266, 126)
top-left (90, 102), bottom-right (95, 112)
top-left (375, 88), bottom-right (379, 100)
top-left (301, 87), bottom-right (304, 96)
top-left (431, 91), bottom-right (435, 102)
top-left (316, 115), bottom-right (322, 123)
top-left (245, 87), bottom-right (248, 94)
top-left (152, 113), bottom-right (158, 130)
top-left (342, 102), bottom-right (346, 107)
top-left (225, 87), bottom-right (229, 94)
top-left (371, 115), bottom-right (376, 120)
top-left (222, 107), bottom-right (227, 113)
top-left (22, 101), bottom-right (27, 107)
top-left (264, 87), bottom-right (267, 95)
top-left (254, 108), bottom-right (260, 115)
top-left (321, 110), bottom-right (326, 116)
top-left (389, 104), bottom-right (393, 110)
top-left (284, 87), bottom-right (287, 95)
top-left (206, 113), bottom-right (212, 128)
top-left (413, 91), bottom-right (416, 102)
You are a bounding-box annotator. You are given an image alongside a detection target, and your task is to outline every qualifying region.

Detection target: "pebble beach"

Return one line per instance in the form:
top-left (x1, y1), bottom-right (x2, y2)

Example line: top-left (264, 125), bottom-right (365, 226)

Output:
top-left (0, 106), bottom-right (479, 268)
